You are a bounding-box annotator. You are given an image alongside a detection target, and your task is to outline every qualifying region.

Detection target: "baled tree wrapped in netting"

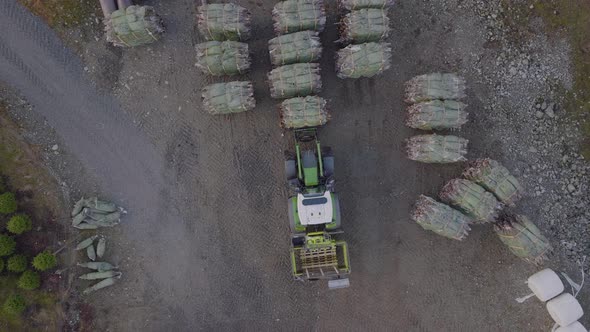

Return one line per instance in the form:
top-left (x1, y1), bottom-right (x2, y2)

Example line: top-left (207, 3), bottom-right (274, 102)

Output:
top-left (202, 81), bottom-right (255, 115)
top-left (494, 214), bottom-right (552, 265)
top-left (268, 63), bottom-right (322, 99)
top-left (280, 96), bottom-right (329, 129)
top-left (404, 73), bottom-right (466, 103)
top-left (463, 159), bottom-right (523, 206)
top-left (106, 6), bottom-right (165, 47)
top-left (406, 134), bottom-right (468, 163)
top-left (338, 0), bottom-right (394, 10)
top-left (273, 0), bottom-right (326, 34)
top-left (439, 179), bottom-right (501, 224)
top-left (335, 42), bottom-right (391, 79)
top-left (406, 100), bottom-right (468, 130)
top-left (268, 31), bottom-right (322, 66)
top-left (411, 195), bottom-right (472, 241)
top-left (196, 41), bottom-right (250, 76)
top-left (339, 9), bottom-right (390, 43)
top-left (197, 3), bottom-right (251, 41)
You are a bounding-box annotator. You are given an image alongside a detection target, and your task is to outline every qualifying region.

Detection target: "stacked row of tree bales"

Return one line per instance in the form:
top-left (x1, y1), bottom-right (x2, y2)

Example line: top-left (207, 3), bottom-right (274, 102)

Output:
top-left (99, 0), bottom-right (165, 47)
top-left (0, 187), bottom-right (57, 317)
top-left (197, 4), bottom-right (255, 115)
top-left (268, 0), bottom-right (328, 129)
top-left (335, 0), bottom-right (393, 79)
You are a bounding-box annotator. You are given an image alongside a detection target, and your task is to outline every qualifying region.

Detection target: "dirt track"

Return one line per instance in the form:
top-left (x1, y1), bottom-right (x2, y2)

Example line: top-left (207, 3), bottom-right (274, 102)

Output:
top-left (0, 0), bottom-right (572, 330)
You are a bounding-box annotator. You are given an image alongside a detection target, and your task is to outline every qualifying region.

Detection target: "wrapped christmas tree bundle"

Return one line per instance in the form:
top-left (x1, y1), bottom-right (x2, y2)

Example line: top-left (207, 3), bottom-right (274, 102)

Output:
top-left (106, 5), bottom-right (164, 47)
top-left (268, 63), bottom-right (322, 99)
top-left (197, 3), bottom-right (251, 41)
top-left (404, 73), bottom-right (466, 103)
top-left (463, 159), bottom-right (523, 206)
top-left (335, 42), bottom-right (391, 79)
top-left (196, 41), bottom-right (250, 76)
top-left (268, 31), bottom-right (322, 66)
top-left (201, 81), bottom-right (255, 115)
top-left (439, 179), bottom-right (501, 223)
top-left (273, 0), bottom-right (326, 34)
top-left (494, 215), bottom-right (552, 265)
top-left (411, 195), bottom-right (472, 241)
top-left (338, 0), bottom-right (394, 10)
top-left (280, 96), bottom-right (329, 128)
top-left (406, 134), bottom-right (468, 163)
top-left (339, 9), bottom-right (390, 43)
top-left (406, 100), bottom-right (468, 130)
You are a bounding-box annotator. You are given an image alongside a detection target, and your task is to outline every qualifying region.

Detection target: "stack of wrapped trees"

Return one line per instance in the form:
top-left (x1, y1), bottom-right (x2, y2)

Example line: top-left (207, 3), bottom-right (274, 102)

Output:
top-left (104, 5), bottom-right (165, 47)
top-left (463, 158), bottom-right (523, 206)
top-left (272, 0), bottom-right (326, 34)
top-left (280, 96), bottom-right (328, 129)
top-left (338, 0), bottom-right (394, 10)
top-left (405, 73), bottom-right (466, 103)
top-left (268, 31), bottom-right (322, 66)
top-left (268, 63), bottom-right (322, 99)
top-left (411, 195), bottom-right (472, 241)
top-left (197, 3), bottom-right (251, 41)
top-left (439, 179), bottom-right (501, 224)
top-left (336, 42), bottom-right (392, 79)
top-left (197, 3), bottom-right (254, 115)
top-left (406, 100), bottom-right (468, 130)
top-left (406, 134), bottom-right (468, 163)
top-left (339, 8), bottom-right (390, 43)
top-left (494, 214), bottom-right (552, 265)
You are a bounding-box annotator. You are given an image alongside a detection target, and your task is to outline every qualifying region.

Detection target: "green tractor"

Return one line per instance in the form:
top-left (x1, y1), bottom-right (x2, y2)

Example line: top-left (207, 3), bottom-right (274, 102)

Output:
top-left (285, 129), bottom-right (350, 289)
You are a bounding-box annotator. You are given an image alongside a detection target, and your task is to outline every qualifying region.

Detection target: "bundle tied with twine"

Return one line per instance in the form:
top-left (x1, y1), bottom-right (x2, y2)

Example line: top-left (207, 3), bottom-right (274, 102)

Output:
top-left (268, 31), bottom-right (322, 66)
top-left (439, 179), bottom-right (501, 224)
top-left (406, 134), bottom-right (468, 163)
top-left (338, 0), bottom-right (394, 10)
top-left (339, 9), bottom-right (390, 44)
top-left (106, 5), bottom-right (164, 47)
top-left (272, 0), bottom-right (326, 35)
top-left (335, 42), bottom-right (391, 79)
top-left (201, 81), bottom-right (255, 115)
top-left (463, 158), bottom-right (523, 206)
top-left (494, 214), bottom-right (552, 265)
top-left (406, 100), bottom-right (468, 130)
top-left (268, 63), bottom-right (322, 99)
top-left (404, 73), bottom-right (466, 103)
top-left (411, 195), bottom-right (472, 241)
top-left (280, 96), bottom-right (329, 129)
top-left (197, 3), bottom-right (251, 41)
top-left (196, 41), bottom-right (250, 76)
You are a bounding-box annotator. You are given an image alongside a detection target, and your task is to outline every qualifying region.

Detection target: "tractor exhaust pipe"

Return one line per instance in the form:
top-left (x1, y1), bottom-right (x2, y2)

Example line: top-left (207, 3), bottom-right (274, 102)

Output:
top-left (99, 0), bottom-right (117, 18)
top-left (117, 0), bottom-right (133, 10)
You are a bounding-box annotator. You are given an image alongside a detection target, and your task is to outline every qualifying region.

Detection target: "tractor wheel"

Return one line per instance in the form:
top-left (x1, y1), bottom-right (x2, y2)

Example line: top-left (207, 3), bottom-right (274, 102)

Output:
top-left (321, 146), bottom-right (333, 157)
top-left (331, 194), bottom-right (342, 230)
top-left (323, 156), bottom-right (334, 178)
top-left (285, 159), bottom-right (297, 180)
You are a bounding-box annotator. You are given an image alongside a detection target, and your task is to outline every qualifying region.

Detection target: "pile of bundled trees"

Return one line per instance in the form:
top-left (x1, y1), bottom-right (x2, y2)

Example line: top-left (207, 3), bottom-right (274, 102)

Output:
top-left (197, 3), bottom-right (255, 115)
top-left (100, 0), bottom-right (165, 47)
top-left (335, 0), bottom-right (392, 78)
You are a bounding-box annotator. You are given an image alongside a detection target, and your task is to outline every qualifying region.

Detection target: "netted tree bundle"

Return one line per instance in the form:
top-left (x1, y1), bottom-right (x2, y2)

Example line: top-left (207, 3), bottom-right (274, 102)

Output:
top-left (268, 63), bottom-right (322, 99)
top-left (406, 100), bottom-right (468, 130)
top-left (272, 0), bottom-right (326, 35)
top-left (196, 41), bottom-right (250, 76)
top-left (411, 195), bottom-right (472, 241)
top-left (494, 215), bottom-right (552, 265)
top-left (268, 31), bottom-right (322, 66)
top-left (406, 134), bottom-right (468, 163)
top-left (106, 6), bottom-right (164, 47)
top-left (201, 81), bottom-right (255, 115)
top-left (280, 96), bottom-right (329, 128)
top-left (339, 9), bottom-right (390, 43)
top-left (463, 159), bottom-right (523, 207)
top-left (338, 0), bottom-right (394, 10)
top-left (404, 73), bottom-right (467, 103)
top-left (439, 179), bottom-right (501, 223)
top-left (335, 42), bottom-right (391, 79)
top-left (197, 3), bottom-right (251, 41)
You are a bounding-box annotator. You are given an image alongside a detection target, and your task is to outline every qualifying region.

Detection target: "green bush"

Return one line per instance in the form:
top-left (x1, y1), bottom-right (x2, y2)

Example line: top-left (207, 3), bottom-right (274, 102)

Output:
top-left (0, 192), bottom-right (17, 214)
top-left (7, 214), bottom-right (32, 235)
top-left (32, 251), bottom-right (57, 271)
top-left (3, 294), bottom-right (26, 315)
top-left (0, 235), bottom-right (16, 257)
top-left (0, 258), bottom-right (4, 272)
top-left (7, 254), bottom-right (27, 273)
top-left (17, 270), bottom-right (40, 290)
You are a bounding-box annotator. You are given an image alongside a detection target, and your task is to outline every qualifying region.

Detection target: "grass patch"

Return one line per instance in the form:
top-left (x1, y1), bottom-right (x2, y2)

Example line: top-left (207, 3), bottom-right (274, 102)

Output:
top-left (17, 0), bottom-right (99, 31)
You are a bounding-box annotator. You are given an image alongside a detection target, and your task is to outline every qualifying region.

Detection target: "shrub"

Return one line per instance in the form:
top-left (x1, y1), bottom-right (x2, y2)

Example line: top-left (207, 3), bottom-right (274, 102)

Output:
top-left (7, 254), bottom-right (27, 273)
top-left (0, 192), bottom-right (17, 214)
top-left (32, 251), bottom-right (57, 271)
top-left (0, 258), bottom-right (4, 272)
top-left (3, 294), bottom-right (26, 315)
top-left (7, 214), bottom-right (32, 235)
top-left (0, 235), bottom-right (16, 257)
top-left (17, 270), bottom-right (40, 290)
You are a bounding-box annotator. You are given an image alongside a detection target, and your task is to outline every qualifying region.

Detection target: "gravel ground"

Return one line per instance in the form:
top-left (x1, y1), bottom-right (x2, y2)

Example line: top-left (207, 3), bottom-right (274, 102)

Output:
top-left (1, 0), bottom-right (588, 330)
